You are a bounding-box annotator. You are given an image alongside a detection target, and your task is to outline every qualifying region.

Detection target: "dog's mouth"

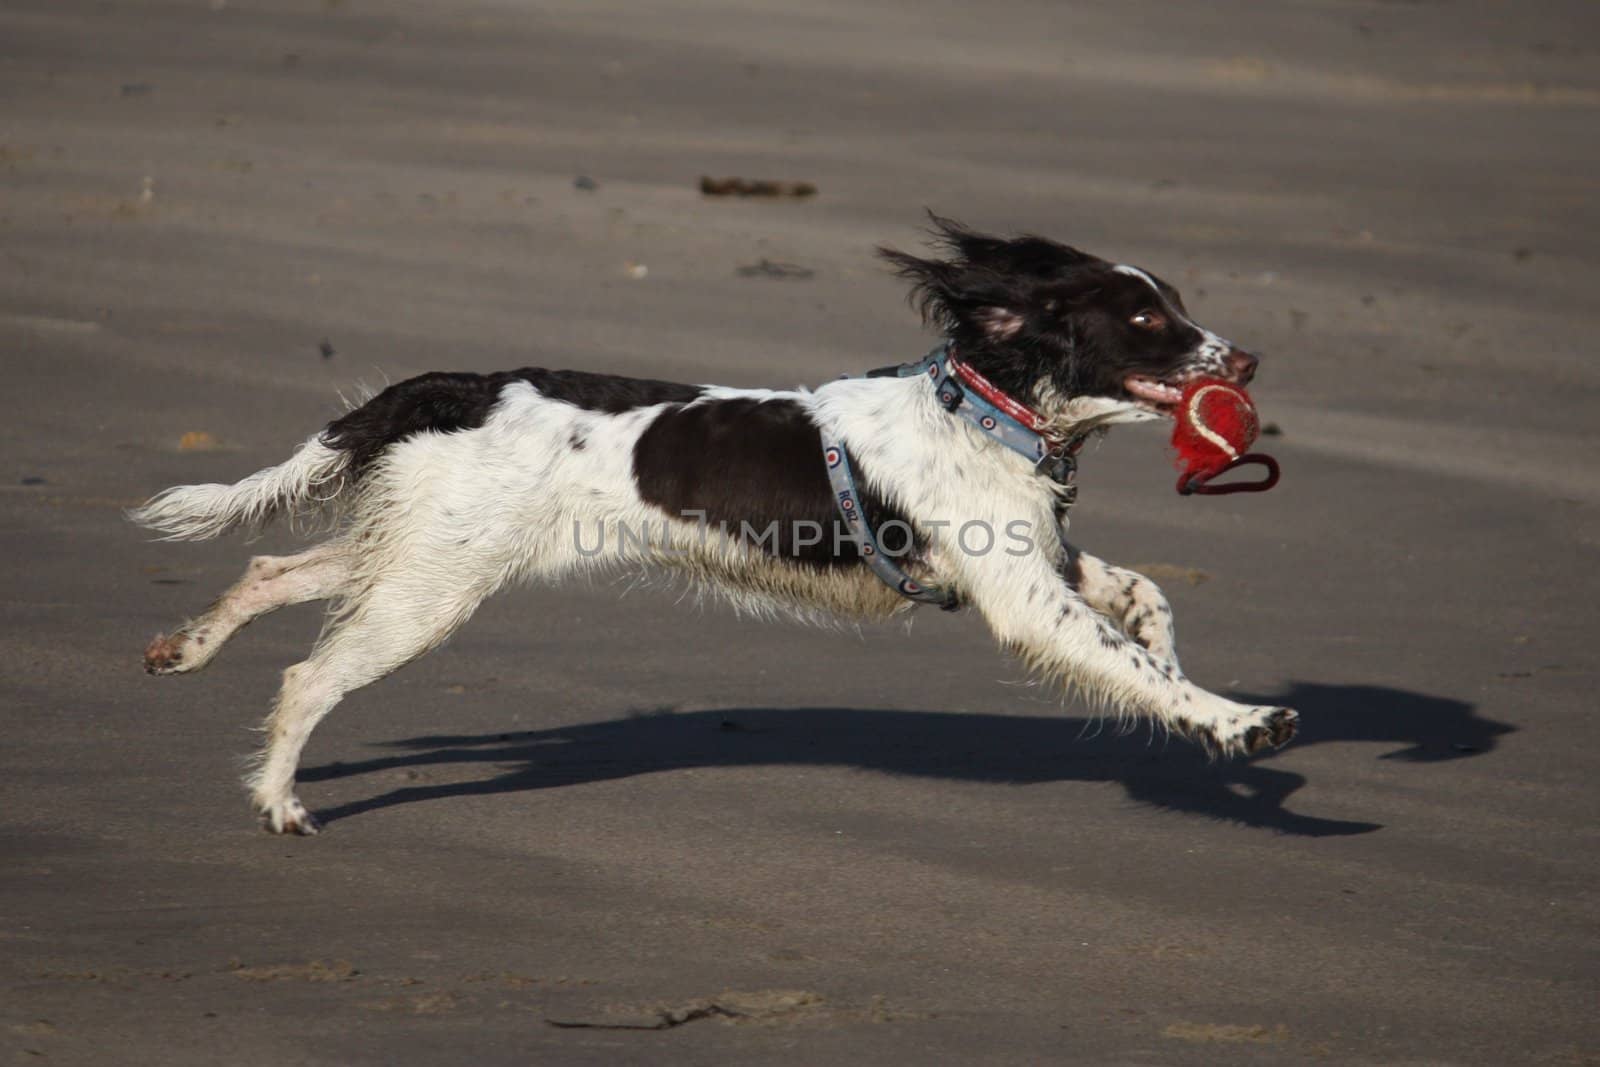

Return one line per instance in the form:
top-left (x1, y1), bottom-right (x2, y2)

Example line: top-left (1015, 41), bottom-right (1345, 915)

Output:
top-left (1122, 373), bottom-right (1196, 416)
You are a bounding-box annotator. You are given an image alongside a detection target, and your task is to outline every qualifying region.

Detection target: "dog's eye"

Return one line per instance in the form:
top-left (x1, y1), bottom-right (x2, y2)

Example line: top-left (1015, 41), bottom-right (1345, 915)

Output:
top-left (1129, 310), bottom-right (1166, 331)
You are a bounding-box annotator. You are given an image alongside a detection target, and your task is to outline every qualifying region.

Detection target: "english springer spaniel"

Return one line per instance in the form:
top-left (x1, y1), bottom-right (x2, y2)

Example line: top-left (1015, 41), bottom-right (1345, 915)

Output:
top-left (133, 217), bottom-right (1297, 835)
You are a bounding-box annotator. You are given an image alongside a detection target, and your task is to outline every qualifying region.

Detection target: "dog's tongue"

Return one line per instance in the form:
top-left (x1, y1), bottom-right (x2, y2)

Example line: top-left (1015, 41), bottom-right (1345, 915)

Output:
top-left (1171, 378), bottom-right (1261, 480)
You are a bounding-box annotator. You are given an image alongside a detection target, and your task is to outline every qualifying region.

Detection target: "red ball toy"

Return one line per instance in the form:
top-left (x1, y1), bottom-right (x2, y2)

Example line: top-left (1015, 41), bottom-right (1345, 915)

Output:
top-left (1170, 378), bottom-right (1280, 495)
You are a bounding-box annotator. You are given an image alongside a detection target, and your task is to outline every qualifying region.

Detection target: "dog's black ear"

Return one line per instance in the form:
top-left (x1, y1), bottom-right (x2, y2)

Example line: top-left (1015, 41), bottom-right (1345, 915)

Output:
top-left (928, 211), bottom-right (1100, 279)
top-left (875, 245), bottom-right (957, 328)
top-left (923, 213), bottom-right (1013, 264)
top-left (876, 245), bottom-right (1027, 341)
top-left (879, 213), bottom-right (1101, 341)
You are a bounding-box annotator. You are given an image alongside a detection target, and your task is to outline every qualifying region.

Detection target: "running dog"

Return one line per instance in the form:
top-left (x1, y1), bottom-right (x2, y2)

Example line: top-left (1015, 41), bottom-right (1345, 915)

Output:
top-left (132, 217), bottom-right (1297, 834)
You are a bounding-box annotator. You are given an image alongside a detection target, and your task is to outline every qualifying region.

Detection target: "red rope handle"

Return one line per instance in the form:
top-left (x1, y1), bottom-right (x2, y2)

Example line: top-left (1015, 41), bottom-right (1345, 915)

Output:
top-left (1178, 453), bottom-right (1281, 496)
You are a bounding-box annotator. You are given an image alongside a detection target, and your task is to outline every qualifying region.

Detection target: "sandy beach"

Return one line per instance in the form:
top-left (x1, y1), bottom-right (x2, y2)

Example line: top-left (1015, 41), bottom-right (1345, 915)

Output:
top-left (3, 0), bottom-right (1597, 1062)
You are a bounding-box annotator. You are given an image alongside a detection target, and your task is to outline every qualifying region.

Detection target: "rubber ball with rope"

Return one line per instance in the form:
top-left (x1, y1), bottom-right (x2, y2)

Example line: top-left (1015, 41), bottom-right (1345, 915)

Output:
top-left (1171, 379), bottom-right (1281, 496)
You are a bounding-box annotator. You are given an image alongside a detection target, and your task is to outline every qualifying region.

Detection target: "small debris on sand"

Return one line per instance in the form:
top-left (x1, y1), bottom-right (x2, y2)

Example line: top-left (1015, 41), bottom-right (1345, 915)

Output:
top-left (230, 960), bottom-right (359, 983)
top-left (699, 176), bottom-right (817, 198)
top-left (736, 259), bottom-right (814, 280)
top-left (573, 175), bottom-right (598, 192)
top-left (177, 431), bottom-right (221, 452)
top-left (1131, 563), bottom-right (1211, 586)
top-left (358, 992), bottom-right (459, 1014)
top-left (1163, 1021), bottom-right (1288, 1044)
top-left (548, 989), bottom-right (829, 1030)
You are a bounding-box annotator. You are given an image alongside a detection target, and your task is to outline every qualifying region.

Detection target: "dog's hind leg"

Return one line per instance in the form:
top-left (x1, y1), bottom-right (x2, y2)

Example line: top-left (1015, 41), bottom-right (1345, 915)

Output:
top-left (244, 568), bottom-right (497, 835)
top-left (144, 541), bottom-right (353, 676)
top-left (1063, 546), bottom-right (1179, 666)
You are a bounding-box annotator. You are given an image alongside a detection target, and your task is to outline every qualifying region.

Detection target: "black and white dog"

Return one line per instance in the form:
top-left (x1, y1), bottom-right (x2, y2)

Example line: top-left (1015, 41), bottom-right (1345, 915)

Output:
top-left (133, 218), bottom-right (1297, 835)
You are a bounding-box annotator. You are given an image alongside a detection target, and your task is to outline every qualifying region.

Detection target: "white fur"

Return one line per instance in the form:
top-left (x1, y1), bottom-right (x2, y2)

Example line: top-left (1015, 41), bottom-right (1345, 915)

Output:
top-left (134, 371), bottom-right (1293, 835)
top-left (128, 436), bottom-right (347, 541)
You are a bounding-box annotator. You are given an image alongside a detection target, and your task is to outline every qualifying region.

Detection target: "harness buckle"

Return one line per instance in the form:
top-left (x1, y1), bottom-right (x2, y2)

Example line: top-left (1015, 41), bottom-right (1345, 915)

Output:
top-left (1039, 448), bottom-right (1077, 487)
top-left (936, 377), bottom-right (964, 412)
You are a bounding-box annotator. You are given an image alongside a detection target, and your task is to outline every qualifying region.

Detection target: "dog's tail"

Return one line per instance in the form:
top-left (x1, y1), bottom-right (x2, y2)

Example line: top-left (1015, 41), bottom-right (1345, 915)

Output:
top-left (131, 370), bottom-right (513, 540)
top-left (128, 435), bottom-right (350, 541)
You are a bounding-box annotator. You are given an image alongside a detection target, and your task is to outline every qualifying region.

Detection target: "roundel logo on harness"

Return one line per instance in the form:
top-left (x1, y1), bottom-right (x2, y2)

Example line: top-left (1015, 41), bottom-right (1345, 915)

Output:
top-left (861, 543), bottom-right (876, 557)
top-left (824, 447), bottom-right (842, 468)
top-left (899, 578), bottom-right (922, 595)
top-left (980, 415), bottom-right (997, 431)
top-left (840, 496), bottom-right (856, 513)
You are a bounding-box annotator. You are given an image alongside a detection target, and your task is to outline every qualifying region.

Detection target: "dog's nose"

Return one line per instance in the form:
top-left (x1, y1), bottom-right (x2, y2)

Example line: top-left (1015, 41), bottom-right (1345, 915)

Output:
top-left (1225, 347), bottom-right (1259, 385)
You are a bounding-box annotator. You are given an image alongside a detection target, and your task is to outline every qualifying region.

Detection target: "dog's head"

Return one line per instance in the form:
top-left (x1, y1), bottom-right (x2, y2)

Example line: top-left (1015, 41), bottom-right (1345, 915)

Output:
top-left (879, 216), bottom-right (1259, 428)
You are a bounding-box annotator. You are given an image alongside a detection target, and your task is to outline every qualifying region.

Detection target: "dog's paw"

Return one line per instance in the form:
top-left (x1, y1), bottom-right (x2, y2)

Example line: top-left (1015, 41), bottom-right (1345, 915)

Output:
top-left (258, 797), bottom-right (321, 836)
top-left (1194, 706), bottom-right (1298, 758)
top-left (1248, 710), bottom-right (1299, 751)
top-left (143, 632), bottom-right (189, 675)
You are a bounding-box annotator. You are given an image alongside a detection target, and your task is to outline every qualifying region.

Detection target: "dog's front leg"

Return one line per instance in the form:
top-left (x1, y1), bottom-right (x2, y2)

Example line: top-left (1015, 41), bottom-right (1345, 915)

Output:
top-left (1061, 544), bottom-right (1179, 665)
top-left (953, 539), bottom-right (1295, 756)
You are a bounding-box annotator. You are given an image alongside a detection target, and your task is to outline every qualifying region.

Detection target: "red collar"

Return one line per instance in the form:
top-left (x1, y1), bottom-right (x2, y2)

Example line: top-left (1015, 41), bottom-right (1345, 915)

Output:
top-left (946, 349), bottom-right (1076, 453)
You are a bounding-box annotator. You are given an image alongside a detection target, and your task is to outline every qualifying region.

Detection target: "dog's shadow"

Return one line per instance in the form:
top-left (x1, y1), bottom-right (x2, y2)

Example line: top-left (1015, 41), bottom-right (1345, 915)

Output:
top-left (302, 681), bottom-right (1512, 836)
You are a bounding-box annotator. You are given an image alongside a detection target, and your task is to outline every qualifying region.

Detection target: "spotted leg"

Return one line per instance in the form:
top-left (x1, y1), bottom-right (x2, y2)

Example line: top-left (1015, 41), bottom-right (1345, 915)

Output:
top-left (1063, 545), bottom-right (1179, 665)
top-left (143, 542), bottom-right (352, 676)
top-left (954, 535), bottom-right (1297, 757)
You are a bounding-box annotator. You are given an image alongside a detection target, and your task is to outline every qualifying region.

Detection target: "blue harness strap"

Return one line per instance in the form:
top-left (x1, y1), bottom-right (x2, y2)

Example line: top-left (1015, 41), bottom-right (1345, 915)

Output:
top-left (820, 438), bottom-right (959, 609)
top-left (822, 343), bottom-right (1080, 610)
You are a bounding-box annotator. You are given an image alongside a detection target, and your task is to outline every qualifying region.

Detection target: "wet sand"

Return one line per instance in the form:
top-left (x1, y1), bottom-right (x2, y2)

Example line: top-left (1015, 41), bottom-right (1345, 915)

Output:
top-left (2, 0), bottom-right (1597, 1062)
